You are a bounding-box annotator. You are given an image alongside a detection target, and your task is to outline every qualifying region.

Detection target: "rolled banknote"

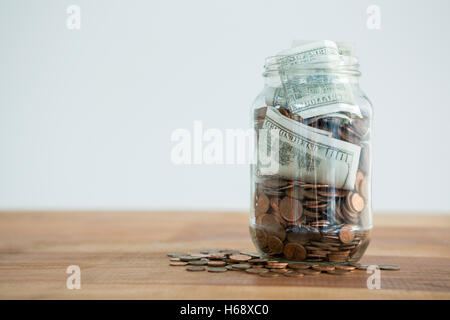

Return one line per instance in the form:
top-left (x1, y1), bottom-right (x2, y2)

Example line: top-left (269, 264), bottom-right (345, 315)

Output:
top-left (258, 107), bottom-right (361, 190)
top-left (281, 77), bottom-right (362, 119)
top-left (264, 86), bottom-right (287, 107)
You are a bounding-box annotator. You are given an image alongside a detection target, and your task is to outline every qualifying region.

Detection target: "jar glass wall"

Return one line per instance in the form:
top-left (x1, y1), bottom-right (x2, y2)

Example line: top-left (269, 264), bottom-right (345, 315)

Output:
top-left (250, 41), bottom-right (372, 265)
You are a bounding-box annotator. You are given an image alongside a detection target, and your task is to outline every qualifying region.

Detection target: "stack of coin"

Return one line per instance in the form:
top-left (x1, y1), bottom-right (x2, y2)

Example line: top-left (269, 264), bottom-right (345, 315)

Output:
top-left (251, 106), bottom-right (371, 264)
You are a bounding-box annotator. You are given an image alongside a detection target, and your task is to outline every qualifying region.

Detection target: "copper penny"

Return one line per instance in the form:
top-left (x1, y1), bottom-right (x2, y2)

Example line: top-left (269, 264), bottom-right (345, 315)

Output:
top-left (349, 192), bottom-right (365, 212)
top-left (260, 214), bottom-right (286, 241)
top-left (229, 254), bottom-right (252, 262)
top-left (207, 260), bottom-right (226, 267)
top-left (254, 228), bottom-right (268, 247)
top-left (270, 268), bottom-right (288, 274)
top-left (312, 265), bottom-right (335, 272)
top-left (283, 243), bottom-right (307, 261)
top-left (317, 188), bottom-right (348, 198)
top-left (267, 236), bottom-right (284, 254)
top-left (339, 225), bottom-right (355, 244)
top-left (246, 268), bottom-right (269, 274)
top-left (288, 263), bottom-right (311, 270)
top-left (256, 193), bottom-right (270, 214)
top-left (335, 265), bottom-right (356, 271)
top-left (266, 262), bottom-right (288, 269)
top-left (270, 197), bottom-right (281, 212)
top-left (279, 197), bottom-right (303, 223)
top-left (278, 108), bottom-right (290, 117)
top-left (345, 193), bottom-right (356, 213)
top-left (207, 253), bottom-right (226, 259)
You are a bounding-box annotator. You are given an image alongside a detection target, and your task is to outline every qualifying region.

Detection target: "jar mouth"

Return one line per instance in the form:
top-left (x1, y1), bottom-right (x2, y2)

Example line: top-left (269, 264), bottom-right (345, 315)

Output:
top-left (263, 42), bottom-right (361, 78)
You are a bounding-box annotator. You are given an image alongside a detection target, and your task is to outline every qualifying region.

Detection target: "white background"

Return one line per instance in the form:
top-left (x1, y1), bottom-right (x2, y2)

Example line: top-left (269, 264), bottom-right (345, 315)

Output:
top-left (1, 0), bottom-right (449, 213)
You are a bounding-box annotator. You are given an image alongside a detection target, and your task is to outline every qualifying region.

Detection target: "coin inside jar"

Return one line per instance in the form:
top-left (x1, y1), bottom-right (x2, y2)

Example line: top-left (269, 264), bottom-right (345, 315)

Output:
top-left (267, 236), bottom-right (284, 254)
top-left (256, 193), bottom-right (270, 214)
top-left (348, 192), bottom-right (365, 212)
top-left (279, 197), bottom-right (303, 223)
top-left (339, 225), bottom-right (355, 244)
top-left (283, 243), bottom-right (307, 261)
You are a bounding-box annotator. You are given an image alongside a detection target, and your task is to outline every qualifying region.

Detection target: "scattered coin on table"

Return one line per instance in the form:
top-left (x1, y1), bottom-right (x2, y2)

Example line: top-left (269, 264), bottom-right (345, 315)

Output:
top-left (186, 266), bottom-right (205, 271)
top-left (167, 249), bottom-right (399, 279)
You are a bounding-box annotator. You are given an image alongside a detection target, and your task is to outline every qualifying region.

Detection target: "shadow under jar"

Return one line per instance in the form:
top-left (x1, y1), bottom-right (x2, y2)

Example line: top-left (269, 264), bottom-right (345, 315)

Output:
top-left (250, 41), bottom-right (372, 265)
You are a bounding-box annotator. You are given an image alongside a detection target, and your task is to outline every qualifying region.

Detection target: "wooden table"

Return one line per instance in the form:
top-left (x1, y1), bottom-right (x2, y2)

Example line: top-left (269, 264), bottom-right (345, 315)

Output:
top-left (0, 211), bottom-right (449, 299)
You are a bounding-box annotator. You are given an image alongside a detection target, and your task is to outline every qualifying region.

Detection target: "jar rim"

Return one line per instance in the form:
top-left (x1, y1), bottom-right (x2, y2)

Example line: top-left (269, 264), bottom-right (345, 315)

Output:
top-left (263, 56), bottom-right (361, 77)
top-left (263, 42), bottom-right (361, 78)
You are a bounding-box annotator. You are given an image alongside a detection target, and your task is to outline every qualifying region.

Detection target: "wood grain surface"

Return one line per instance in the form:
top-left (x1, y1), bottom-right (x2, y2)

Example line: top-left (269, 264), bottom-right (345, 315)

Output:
top-left (0, 211), bottom-right (449, 299)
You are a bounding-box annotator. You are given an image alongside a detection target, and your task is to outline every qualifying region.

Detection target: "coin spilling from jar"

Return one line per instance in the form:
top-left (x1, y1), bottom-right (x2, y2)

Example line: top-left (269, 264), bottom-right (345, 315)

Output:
top-left (167, 250), bottom-right (399, 277)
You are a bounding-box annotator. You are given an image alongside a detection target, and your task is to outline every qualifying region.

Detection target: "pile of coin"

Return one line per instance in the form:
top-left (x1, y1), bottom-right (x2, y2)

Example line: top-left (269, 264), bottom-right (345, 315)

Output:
top-left (167, 250), bottom-right (399, 277)
top-left (251, 105), bottom-right (371, 264)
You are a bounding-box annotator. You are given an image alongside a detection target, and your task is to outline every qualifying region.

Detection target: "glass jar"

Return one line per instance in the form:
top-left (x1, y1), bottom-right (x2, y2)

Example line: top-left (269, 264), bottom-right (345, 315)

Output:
top-left (250, 41), bottom-right (372, 265)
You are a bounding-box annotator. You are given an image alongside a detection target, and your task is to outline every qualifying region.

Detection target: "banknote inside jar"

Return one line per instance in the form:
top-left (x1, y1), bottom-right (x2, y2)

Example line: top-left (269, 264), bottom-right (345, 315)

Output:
top-left (251, 40), bottom-right (371, 264)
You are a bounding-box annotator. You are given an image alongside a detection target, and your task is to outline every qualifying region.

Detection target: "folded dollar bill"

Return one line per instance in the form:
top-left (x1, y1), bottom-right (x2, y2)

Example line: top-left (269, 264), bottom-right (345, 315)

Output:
top-left (258, 107), bottom-right (361, 190)
top-left (273, 40), bottom-right (362, 120)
